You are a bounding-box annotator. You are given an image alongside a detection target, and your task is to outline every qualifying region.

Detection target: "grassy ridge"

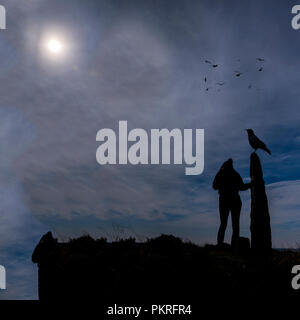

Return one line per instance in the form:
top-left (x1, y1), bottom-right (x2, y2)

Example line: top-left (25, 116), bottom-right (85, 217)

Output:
top-left (33, 234), bottom-right (300, 302)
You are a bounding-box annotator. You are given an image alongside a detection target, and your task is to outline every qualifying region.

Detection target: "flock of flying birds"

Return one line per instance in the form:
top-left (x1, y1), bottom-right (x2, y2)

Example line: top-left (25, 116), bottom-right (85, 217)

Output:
top-left (202, 57), bottom-right (266, 92)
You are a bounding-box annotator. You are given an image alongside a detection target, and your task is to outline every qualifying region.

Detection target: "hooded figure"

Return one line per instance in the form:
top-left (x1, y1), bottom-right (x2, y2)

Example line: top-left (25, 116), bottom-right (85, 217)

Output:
top-left (213, 159), bottom-right (251, 247)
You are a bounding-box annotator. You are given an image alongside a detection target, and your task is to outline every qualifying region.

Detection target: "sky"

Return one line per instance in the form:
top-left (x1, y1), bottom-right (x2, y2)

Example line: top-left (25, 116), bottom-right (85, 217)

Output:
top-left (0, 0), bottom-right (300, 299)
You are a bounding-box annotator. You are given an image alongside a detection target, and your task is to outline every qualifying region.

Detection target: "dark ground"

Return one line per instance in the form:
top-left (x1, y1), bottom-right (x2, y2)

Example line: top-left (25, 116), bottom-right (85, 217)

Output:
top-left (31, 233), bottom-right (300, 307)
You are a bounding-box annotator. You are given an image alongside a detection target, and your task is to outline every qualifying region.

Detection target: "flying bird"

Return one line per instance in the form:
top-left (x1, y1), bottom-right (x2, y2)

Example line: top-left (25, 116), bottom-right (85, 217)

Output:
top-left (212, 64), bottom-right (218, 68)
top-left (258, 67), bottom-right (263, 72)
top-left (246, 129), bottom-right (271, 155)
top-left (235, 71), bottom-right (242, 77)
top-left (204, 77), bottom-right (207, 82)
top-left (205, 60), bottom-right (212, 64)
top-left (248, 84), bottom-right (252, 89)
top-left (256, 58), bottom-right (265, 62)
top-left (216, 82), bottom-right (225, 86)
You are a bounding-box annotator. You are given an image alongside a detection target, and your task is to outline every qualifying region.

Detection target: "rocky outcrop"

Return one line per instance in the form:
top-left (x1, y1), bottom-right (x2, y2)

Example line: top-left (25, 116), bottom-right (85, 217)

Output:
top-left (250, 152), bottom-right (272, 252)
top-left (32, 233), bottom-right (300, 302)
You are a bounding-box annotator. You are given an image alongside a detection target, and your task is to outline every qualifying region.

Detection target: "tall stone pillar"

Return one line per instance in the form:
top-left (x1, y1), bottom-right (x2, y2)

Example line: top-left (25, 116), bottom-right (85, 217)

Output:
top-left (250, 152), bottom-right (272, 252)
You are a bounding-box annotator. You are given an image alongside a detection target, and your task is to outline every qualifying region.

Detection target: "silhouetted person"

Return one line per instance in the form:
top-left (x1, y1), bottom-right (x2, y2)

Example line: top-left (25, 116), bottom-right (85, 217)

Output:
top-left (213, 159), bottom-right (251, 247)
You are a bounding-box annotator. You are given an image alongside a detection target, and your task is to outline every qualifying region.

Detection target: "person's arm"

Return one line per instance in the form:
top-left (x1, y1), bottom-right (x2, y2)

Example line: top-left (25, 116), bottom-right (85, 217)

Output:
top-left (237, 173), bottom-right (251, 191)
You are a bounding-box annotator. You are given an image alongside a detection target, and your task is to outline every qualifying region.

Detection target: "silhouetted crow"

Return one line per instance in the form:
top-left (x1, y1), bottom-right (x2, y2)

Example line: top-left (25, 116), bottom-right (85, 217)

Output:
top-left (217, 82), bottom-right (225, 86)
top-left (256, 58), bottom-right (265, 62)
top-left (258, 67), bottom-right (263, 72)
top-left (246, 129), bottom-right (271, 155)
top-left (212, 64), bottom-right (218, 68)
top-left (205, 60), bottom-right (212, 64)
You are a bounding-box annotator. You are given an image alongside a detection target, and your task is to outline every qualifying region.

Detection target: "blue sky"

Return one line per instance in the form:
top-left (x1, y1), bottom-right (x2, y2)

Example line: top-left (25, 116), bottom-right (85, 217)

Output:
top-left (0, 0), bottom-right (300, 299)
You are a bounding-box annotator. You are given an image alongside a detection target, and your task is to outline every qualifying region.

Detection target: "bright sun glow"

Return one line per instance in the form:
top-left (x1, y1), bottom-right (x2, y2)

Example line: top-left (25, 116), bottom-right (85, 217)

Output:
top-left (47, 39), bottom-right (63, 54)
top-left (40, 29), bottom-right (73, 64)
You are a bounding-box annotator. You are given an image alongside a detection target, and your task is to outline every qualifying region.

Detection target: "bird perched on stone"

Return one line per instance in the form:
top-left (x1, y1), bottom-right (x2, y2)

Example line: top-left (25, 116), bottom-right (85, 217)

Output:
top-left (246, 129), bottom-right (271, 155)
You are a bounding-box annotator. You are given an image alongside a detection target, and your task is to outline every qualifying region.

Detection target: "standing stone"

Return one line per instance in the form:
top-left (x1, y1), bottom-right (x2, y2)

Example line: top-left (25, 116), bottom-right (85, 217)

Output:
top-left (250, 152), bottom-right (272, 252)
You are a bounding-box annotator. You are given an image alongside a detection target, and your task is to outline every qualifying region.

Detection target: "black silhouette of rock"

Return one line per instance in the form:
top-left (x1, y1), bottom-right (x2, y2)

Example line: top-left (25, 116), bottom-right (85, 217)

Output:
top-left (32, 232), bottom-right (300, 303)
top-left (233, 236), bottom-right (250, 254)
top-left (250, 152), bottom-right (272, 252)
top-left (32, 232), bottom-right (61, 300)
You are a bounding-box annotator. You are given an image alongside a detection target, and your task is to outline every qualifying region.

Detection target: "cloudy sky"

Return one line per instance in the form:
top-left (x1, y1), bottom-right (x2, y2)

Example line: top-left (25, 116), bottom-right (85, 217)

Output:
top-left (0, 0), bottom-right (300, 299)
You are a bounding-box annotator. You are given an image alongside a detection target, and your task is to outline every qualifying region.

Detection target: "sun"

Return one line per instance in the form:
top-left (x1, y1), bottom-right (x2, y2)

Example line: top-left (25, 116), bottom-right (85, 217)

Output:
top-left (40, 33), bottom-right (68, 61)
top-left (47, 39), bottom-right (63, 54)
top-left (39, 29), bottom-right (74, 66)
